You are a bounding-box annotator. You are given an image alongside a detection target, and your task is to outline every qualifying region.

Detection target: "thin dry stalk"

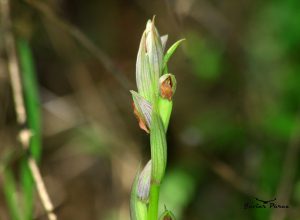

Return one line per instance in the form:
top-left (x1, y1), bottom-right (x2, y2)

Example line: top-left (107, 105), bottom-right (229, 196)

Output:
top-left (1, 0), bottom-right (57, 219)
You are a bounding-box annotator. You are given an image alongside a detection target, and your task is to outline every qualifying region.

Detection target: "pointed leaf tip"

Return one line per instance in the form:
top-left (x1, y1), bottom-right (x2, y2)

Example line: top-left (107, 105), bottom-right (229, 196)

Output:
top-left (163, 39), bottom-right (185, 71)
top-left (159, 207), bottom-right (176, 220)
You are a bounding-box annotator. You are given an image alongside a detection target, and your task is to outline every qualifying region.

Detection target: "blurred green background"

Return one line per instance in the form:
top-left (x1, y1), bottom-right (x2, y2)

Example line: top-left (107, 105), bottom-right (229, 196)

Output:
top-left (1, 0), bottom-right (300, 219)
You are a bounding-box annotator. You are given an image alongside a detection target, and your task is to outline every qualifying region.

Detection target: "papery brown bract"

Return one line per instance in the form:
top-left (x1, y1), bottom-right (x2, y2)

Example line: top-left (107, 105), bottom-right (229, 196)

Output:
top-left (132, 102), bottom-right (150, 133)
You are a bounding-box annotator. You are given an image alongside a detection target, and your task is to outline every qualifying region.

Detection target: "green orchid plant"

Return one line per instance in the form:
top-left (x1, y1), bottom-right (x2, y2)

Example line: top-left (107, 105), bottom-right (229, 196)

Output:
top-left (130, 17), bottom-right (184, 220)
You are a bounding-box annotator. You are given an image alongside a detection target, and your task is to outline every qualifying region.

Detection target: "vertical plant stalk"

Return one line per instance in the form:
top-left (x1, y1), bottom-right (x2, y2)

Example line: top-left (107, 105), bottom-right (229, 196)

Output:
top-left (148, 103), bottom-right (167, 220)
top-left (3, 169), bottom-right (21, 220)
top-left (271, 116), bottom-right (300, 220)
top-left (18, 38), bottom-right (42, 219)
top-left (1, 0), bottom-right (57, 219)
top-left (148, 183), bottom-right (160, 220)
top-left (18, 39), bottom-right (42, 160)
top-left (130, 18), bottom-right (183, 220)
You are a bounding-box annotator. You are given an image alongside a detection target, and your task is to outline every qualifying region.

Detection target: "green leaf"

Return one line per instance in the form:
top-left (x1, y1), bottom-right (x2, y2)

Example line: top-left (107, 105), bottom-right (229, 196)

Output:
top-left (158, 98), bottom-right (173, 131)
top-left (150, 110), bottom-right (167, 184)
top-left (163, 39), bottom-right (185, 72)
top-left (3, 168), bottom-right (21, 220)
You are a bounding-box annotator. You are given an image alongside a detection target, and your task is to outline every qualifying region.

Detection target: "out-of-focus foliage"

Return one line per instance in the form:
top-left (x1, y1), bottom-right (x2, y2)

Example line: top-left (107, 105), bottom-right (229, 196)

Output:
top-left (186, 32), bottom-right (223, 81)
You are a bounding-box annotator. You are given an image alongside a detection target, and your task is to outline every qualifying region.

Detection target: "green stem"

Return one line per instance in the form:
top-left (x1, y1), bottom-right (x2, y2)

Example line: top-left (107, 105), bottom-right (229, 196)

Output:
top-left (17, 38), bottom-right (41, 161)
top-left (17, 38), bottom-right (41, 220)
top-left (3, 168), bottom-right (21, 220)
top-left (148, 183), bottom-right (160, 220)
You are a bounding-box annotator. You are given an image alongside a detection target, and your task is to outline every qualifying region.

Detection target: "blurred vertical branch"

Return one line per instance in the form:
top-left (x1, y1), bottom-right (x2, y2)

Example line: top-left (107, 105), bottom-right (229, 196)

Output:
top-left (18, 39), bottom-right (42, 160)
top-left (0, 0), bottom-right (57, 219)
top-left (2, 169), bottom-right (21, 220)
top-left (271, 116), bottom-right (300, 220)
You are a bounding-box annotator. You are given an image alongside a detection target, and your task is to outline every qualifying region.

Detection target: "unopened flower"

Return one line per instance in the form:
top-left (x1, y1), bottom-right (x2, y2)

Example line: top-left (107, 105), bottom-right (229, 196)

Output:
top-left (130, 170), bottom-right (148, 220)
top-left (137, 160), bottom-right (152, 202)
top-left (131, 90), bottom-right (152, 133)
top-left (136, 18), bottom-right (163, 103)
top-left (159, 74), bottom-right (177, 101)
top-left (145, 19), bottom-right (163, 80)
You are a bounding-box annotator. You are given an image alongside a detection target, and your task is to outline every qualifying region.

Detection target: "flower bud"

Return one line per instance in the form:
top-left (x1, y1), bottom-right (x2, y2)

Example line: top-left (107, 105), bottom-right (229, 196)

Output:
top-left (137, 160), bottom-right (152, 202)
top-left (145, 19), bottom-right (163, 79)
top-left (136, 30), bottom-right (152, 102)
top-left (158, 74), bottom-right (176, 130)
top-left (130, 171), bottom-right (147, 220)
top-left (131, 90), bottom-right (152, 133)
top-left (159, 74), bottom-right (176, 101)
top-left (136, 18), bottom-right (164, 103)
